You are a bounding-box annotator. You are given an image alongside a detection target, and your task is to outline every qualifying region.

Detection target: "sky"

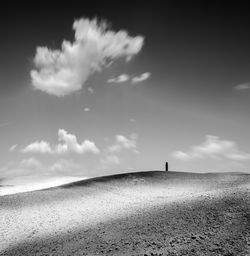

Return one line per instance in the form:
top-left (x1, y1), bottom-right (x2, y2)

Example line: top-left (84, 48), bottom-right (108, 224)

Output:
top-left (0, 1), bottom-right (250, 185)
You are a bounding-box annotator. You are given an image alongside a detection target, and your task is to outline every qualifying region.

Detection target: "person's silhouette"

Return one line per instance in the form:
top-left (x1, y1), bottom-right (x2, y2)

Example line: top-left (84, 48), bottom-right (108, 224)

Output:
top-left (165, 162), bottom-right (168, 172)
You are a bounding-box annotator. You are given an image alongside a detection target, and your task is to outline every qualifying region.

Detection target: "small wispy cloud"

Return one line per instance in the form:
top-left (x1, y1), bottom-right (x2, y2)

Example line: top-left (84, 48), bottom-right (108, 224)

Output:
top-left (108, 134), bottom-right (138, 153)
top-left (107, 74), bottom-right (130, 83)
top-left (84, 107), bottom-right (90, 112)
top-left (31, 18), bottom-right (144, 96)
top-left (172, 135), bottom-right (250, 161)
top-left (101, 154), bottom-right (120, 166)
top-left (234, 82), bottom-right (250, 91)
top-left (21, 129), bottom-right (100, 155)
top-left (131, 72), bottom-right (151, 83)
top-left (129, 118), bottom-right (136, 122)
top-left (87, 87), bottom-right (94, 94)
top-left (101, 134), bottom-right (139, 168)
top-left (107, 72), bottom-right (151, 84)
top-left (9, 144), bottom-right (18, 152)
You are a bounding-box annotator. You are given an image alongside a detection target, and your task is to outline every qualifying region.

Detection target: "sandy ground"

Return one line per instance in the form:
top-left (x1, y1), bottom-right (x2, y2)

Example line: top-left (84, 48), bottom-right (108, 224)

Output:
top-left (0, 176), bottom-right (87, 196)
top-left (0, 171), bottom-right (249, 256)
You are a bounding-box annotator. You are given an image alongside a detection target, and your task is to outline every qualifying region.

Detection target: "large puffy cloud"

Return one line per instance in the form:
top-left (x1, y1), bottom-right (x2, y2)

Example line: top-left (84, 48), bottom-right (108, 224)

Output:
top-left (21, 129), bottom-right (100, 155)
top-left (31, 18), bottom-right (144, 96)
top-left (22, 141), bottom-right (52, 154)
top-left (172, 135), bottom-right (250, 161)
top-left (56, 129), bottom-right (100, 154)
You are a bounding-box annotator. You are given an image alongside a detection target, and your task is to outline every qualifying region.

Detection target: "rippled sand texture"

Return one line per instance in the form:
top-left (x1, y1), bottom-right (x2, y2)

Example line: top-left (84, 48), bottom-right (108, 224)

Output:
top-left (0, 171), bottom-right (249, 256)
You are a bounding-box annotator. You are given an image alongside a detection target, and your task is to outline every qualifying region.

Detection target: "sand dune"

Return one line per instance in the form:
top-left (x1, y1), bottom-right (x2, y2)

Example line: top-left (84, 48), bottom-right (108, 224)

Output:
top-left (0, 171), bottom-right (249, 255)
top-left (0, 176), bottom-right (87, 196)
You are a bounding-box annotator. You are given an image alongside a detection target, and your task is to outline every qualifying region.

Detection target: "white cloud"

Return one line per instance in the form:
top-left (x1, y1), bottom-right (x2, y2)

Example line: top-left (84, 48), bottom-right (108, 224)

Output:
top-left (129, 118), bottom-right (136, 122)
top-left (116, 134), bottom-right (137, 149)
top-left (108, 134), bottom-right (138, 153)
top-left (107, 74), bottom-right (130, 83)
top-left (172, 151), bottom-right (191, 160)
top-left (0, 158), bottom-right (43, 179)
top-left (87, 87), bottom-right (94, 94)
top-left (234, 83), bottom-right (250, 90)
top-left (101, 134), bottom-right (138, 168)
top-left (131, 72), bottom-right (151, 83)
top-left (49, 159), bottom-right (82, 174)
top-left (56, 129), bottom-right (100, 154)
top-left (22, 141), bottom-right (52, 154)
top-left (20, 157), bottom-right (42, 169)
top-left (172, 135), bottom-right (250, 161)
top-left (9, 144), bottom-right (18, 152)
top-left (84, 107), bottom-right (90, 112)
top-left (101, 155), bottom-right (120, 166)
top-left (107, 72), bottom-right (151, 84)
top-left (21, 129), bottom-right (100, 155)
top-left (31, 18), bottom-right (144, 96)
top-left (0, 158), bottom-right (87, 194)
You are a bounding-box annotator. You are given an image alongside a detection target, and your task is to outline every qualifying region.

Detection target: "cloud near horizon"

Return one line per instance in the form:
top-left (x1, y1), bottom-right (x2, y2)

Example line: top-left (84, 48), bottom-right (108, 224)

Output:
top-left (48, 159), bottom-right (83, 174)
top-left (172, 135), bottom-right (250, 161)
top-left (101, 154), bottom-right (120, 166)
top-left (21, 129), bottom-right (100, 155)
top-left (0, 157), bottom-right (86, 181)
top-left (4, 133), bottom-right (139, 178)
top-left (31, 18), bottom-right (144, 96)
top-left (101, 134), bottom-right (139, 167)
top-left (20, 157), bottom-right (43, 169)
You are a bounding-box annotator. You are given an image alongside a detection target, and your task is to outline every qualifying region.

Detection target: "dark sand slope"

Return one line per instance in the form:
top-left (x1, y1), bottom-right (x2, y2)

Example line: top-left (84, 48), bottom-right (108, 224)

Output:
top-left (0, 171), bottom-right (249, 256)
